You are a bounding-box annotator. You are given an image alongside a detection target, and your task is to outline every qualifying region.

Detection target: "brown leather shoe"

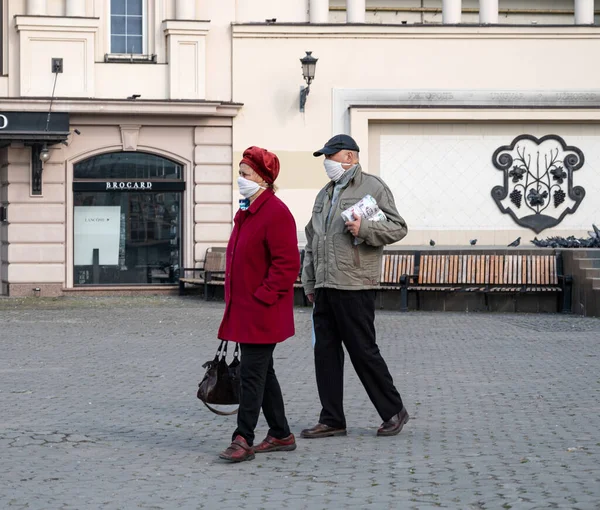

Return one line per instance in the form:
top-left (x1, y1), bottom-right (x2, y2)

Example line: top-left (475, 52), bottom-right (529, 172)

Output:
top-left (219, 435), bottom-right (255, 462)
top-left (377, 407), bottom-right (409, 437)
top-left (254, 433), bottom-right (297, 453)
top-left (300, 423), bottom-right (347, 439)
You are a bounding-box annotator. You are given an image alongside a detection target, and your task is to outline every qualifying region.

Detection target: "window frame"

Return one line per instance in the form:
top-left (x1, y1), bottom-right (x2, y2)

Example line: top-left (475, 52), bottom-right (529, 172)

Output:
top-left (108, 0), bottom-right (147, 56)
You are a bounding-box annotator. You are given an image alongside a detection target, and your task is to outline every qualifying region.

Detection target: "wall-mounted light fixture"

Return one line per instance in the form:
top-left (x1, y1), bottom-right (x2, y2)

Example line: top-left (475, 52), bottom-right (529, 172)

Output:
top-left (31, 143), bottom-right (51, 196)
top-left (39, 144), bottom-right (50, 162)
top-left (31, 57), bottom-right (62, 195)
top-left (299, 51), bottom-right (318, 112)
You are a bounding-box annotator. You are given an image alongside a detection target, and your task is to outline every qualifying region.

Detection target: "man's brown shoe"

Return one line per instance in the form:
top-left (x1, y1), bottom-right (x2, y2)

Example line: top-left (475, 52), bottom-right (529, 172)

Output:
top-left (300, 423), bottom-right (347, 439)
top-left (377, 408), bottom-right (409, 437)
top-left (254, 434), bottom-right (297, 453)
top-left (219, 435), bottom-right (255, 462)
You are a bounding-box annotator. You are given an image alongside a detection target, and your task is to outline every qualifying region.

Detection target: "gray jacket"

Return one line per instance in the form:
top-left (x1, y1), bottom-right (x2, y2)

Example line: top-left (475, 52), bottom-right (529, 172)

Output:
top-left (302, 164), bottom-right (408, 294)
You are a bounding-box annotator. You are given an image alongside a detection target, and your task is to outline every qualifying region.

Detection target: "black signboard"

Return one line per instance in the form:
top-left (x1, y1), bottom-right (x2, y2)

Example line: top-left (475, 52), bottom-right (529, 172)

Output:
top-left (0, 111), bottom-right (70, 140)
top-left (73, 181), bottom-right (186, 192)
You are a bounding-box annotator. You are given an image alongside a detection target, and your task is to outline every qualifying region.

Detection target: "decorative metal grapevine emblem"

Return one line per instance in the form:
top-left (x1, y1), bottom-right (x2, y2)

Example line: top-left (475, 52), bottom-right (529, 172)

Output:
top-left (491, 135), bottom-right (585, 234)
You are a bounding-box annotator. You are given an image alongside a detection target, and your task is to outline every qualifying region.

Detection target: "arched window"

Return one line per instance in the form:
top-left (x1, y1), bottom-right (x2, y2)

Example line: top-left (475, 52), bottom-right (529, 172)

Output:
top-left (73, 152), bottom-right (184, 286)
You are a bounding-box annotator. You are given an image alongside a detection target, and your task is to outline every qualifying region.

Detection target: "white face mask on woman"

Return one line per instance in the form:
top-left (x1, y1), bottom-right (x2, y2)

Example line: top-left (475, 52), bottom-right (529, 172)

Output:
top-left (237, 176), bottom-right (265, 199)
top-left (323, 158), bottom-right (347, 182)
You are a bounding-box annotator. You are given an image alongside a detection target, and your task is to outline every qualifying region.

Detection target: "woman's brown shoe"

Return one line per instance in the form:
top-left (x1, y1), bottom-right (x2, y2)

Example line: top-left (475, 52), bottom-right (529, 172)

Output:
top-left (219, 435), bottom-right (255, 462)
top-left (254, 433), bottom-right (297, 453)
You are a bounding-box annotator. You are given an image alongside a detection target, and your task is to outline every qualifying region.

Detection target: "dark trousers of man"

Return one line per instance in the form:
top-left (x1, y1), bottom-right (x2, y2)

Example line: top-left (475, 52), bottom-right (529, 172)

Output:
top-left (233, 343), bottom-right (291, 446)
top-left (313, 288), bottom-right (404, 428)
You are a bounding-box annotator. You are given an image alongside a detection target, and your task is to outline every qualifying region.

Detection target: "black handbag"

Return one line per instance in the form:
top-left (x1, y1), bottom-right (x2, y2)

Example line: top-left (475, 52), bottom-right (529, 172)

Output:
top-left (197, 340), bottom-right (241, 416)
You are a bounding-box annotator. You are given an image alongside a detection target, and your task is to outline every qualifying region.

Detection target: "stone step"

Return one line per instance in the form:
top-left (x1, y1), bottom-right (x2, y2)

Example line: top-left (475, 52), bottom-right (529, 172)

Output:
top-left (593, 278), bottom-right (600, 290)
top-left (574, 257), bottom-right (600, 269)
top-left (583, 268), bottom-right (600, 279)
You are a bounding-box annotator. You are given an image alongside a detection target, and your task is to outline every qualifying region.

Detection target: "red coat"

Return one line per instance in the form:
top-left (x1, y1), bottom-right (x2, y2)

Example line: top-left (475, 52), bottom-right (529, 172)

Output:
top-left (218, 190), bottom-right (300, 344)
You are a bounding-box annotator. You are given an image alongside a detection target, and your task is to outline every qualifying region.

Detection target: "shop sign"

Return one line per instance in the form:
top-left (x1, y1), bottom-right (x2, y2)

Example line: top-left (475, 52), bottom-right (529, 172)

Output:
top-left (73, 181), bottom-right (185, 192)
top-left (0, 111), bottom-right (69, 134)
top-left (105, 181), bottom-right (154, 190)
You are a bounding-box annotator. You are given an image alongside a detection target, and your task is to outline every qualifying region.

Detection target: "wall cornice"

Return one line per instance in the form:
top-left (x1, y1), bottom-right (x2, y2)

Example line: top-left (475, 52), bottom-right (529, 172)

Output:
top-left (162, 20), bottom-right (211, 37)
top-left (15, 15), bottom-right (100, 32)
top-left (0, 98), bottom-right (243, 117)
top-left (232, 23), bottom-right (600, 39)
top-left (334, 89), bottom-right (600, 134)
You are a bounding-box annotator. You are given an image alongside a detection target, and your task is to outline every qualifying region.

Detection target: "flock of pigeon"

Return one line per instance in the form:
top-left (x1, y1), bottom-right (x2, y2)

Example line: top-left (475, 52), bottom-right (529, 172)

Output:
top-left (531, 224), bottom-right (600, 249)
top-left (426, 224), bottom-right (600, 248)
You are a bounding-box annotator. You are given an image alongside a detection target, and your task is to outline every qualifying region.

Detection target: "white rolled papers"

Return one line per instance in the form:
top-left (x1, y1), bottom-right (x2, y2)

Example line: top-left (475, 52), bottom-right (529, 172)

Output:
top-left (341, 194), bottom-right (387, 223)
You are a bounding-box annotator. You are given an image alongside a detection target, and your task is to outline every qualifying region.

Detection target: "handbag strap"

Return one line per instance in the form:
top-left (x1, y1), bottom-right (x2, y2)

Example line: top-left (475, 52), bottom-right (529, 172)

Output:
top-left (217, 340), bottom-right (240, 360)
top-left (202, 401), bottom-right (239, 416)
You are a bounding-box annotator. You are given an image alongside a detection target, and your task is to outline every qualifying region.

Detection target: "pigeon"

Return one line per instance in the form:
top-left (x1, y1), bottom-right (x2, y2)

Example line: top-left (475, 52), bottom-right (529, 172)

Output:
top-left (507, 237), bottom-right (521, 247)
top-left (469, 239), bottom-right (477, 246)
top-left (592, 224), bottom-right (600, 239)
top-left (265, 18), bottom-right (277, 23)
top-left (429, 239), bottom-right (435, 247)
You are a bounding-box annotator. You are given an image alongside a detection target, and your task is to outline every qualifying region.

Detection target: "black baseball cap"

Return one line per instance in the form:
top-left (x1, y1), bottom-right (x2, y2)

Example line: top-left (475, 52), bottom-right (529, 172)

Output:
top-left (313, 134), bottom-right (360, 157)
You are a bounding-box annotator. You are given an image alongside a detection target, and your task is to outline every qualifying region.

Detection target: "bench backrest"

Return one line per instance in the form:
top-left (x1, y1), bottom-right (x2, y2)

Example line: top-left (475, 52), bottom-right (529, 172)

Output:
top-left (417, 254), bottom-right (558, 286)
top-left (205, 249), bottom-right (227, 272)
top-left (380, 254), bottom-right (415, 284)
top-left (203, 248), bottom-right (304, 278)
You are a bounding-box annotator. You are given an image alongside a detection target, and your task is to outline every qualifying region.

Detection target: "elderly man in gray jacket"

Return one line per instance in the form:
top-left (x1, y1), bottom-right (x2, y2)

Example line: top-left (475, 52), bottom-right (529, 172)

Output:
top-left (301, 134), bottom-right (409, 439)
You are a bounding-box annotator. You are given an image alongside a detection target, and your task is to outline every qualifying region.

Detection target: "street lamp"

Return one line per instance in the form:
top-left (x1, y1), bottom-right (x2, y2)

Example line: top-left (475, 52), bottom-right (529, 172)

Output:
top-left (299, 51), bottom-right (318, 112)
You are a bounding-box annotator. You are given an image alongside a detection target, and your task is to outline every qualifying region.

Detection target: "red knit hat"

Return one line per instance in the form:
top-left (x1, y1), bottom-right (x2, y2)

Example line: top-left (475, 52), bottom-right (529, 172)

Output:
top-left (240, 146), bottom-right (280, 184)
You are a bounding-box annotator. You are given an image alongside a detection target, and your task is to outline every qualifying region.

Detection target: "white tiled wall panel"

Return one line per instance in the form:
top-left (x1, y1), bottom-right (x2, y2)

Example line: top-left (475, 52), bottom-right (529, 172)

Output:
top-left (380, 125), bottom-right (600, 233)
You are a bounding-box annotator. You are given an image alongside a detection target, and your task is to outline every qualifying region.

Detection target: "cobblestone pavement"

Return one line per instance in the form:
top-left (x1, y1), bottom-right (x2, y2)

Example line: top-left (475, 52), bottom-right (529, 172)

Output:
top-left (1, 296), bottom-right (600, 510)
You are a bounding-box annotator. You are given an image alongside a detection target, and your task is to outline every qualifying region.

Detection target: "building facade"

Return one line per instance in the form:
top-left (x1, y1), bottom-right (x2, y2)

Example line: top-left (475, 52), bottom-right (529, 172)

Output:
top-left (1, 0), bottom-right (599, 296)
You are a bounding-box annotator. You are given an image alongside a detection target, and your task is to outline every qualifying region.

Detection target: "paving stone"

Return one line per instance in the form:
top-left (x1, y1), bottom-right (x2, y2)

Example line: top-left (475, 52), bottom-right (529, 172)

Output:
top-left (1, 296), bottom-right (599, 509)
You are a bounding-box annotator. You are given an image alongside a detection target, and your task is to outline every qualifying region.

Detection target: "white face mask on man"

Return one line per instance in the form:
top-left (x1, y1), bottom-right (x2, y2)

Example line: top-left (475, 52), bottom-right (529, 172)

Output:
top-left (323, 158), bottom-right (348, 182)
top-left (237, 176), bottom-right (265, 199)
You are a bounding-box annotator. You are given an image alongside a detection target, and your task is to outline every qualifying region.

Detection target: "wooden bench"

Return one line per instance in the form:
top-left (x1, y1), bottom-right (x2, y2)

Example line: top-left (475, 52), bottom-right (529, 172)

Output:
top-left (179, 247), bottom-right (226, 299)
top-left (378, 251), bottom-right (572, 313)
top-left (414, 252), bottom-right (571, 312)
top-left (179, 247), bottom-right (306, 303)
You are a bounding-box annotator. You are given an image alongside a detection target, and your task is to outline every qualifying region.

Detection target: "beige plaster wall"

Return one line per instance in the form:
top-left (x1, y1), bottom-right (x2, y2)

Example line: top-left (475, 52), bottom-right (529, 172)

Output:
top-left (235, 0), bottom-right (308, 22)
top-left (2, 114), bottom-right (234, 296)
top-left (232, 25), bottom-right (600, 246)
top-left (4, 0), bottom-right (225, 101)
top-left (4, 1), bottom-right (594, 103)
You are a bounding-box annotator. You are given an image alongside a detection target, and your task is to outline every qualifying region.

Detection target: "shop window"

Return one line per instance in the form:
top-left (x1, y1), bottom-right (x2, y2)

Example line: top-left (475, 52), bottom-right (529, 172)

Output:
top-left (110, 0), bottom-right (145, 54)
top-left (73, 152), bottom-right (184, 286)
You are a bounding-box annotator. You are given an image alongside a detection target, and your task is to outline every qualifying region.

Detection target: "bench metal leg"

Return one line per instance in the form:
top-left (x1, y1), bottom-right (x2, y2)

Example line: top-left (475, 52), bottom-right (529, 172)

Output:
top-left (179, 280), bottom-right (186, 296)
top-left (561, 276), bottom-right (573, 313)
top-left (400, 287), bottom-right (408, 312)
top-left (399, 275), bottom-right (408, 312)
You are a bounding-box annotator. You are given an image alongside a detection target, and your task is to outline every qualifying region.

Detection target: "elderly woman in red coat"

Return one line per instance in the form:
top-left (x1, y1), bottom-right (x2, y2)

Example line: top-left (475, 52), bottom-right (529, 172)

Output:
top-left (218, 146), bottom-right (300, 463)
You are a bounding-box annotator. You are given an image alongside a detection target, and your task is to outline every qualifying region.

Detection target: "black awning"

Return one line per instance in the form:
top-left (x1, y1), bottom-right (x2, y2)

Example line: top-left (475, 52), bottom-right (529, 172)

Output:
top-left (0, 111), bottom-right (70, 145)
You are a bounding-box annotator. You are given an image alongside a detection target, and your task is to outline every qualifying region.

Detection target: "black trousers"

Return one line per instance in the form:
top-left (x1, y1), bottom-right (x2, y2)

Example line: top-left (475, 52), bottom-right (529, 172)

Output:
top-left (313, 288), bottom-right (404, 428)
top-left (233, 343), bottom-right (291, 446)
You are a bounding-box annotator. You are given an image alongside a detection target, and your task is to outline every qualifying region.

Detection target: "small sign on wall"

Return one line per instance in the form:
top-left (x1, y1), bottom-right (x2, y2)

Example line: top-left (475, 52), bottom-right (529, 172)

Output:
top-left (74, 206), bottom-right (121, 265)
